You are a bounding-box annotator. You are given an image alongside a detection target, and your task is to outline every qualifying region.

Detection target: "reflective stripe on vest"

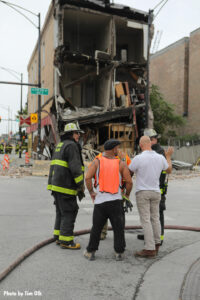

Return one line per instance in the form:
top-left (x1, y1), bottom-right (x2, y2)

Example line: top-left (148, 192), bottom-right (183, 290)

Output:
top-left (59, 235), bottom-right (74, 242)
top-left (47, 184), bottom-right (77, 195)
top-left (74, 174), bottom-right (84, 184)
top-left (98, 156), bottom-right (120, 194)
top-left (51, 159), bottom-right (68, 168)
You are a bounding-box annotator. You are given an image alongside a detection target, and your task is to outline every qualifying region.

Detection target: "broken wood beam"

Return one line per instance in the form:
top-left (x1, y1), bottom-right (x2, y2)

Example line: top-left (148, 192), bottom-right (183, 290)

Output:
top-left (64, 65), bottom-right (113, 88)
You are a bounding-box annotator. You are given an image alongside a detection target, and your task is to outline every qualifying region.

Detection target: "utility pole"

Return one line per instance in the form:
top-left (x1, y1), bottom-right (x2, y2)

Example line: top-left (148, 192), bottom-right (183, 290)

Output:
top-left (37, 13), bottom-right (41, 159)
top-left (0, 0), bottom-right (42, 159)
top-left (145, 9), bottom-right (154, 128)
top-left (19, 73), bottom-right (23, 158)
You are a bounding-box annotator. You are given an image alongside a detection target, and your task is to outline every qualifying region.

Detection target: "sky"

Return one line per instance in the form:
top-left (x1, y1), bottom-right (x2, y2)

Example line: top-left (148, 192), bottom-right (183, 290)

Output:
top-left (0, 0), bottom-right (200, 135)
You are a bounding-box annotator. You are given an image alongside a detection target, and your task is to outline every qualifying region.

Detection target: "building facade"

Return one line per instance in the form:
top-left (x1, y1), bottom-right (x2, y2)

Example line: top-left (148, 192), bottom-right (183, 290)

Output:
top-left (27, 0), bottom-right (151, 158)
top-left (27, 3), bottom-right (55, 156)
top-left (150, 28), bottom-right (200, 136)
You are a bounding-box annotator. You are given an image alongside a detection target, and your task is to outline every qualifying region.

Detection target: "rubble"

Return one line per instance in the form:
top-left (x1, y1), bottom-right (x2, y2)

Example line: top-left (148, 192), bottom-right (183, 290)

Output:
top-left (0, 166), bottom-right (32, 178)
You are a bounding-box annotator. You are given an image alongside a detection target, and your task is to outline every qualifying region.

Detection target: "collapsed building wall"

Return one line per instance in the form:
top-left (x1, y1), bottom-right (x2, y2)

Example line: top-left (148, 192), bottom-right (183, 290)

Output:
top-left (52, 0), bottom-right (150, 156)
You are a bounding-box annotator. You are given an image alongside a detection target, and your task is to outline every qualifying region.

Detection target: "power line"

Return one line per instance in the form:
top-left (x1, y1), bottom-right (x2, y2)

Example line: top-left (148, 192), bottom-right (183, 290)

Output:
top-left (153, 0), bottom-right (167, 10)
top-left (0, 0), bottom-right (38, 28)
top-left (0, 67), bottom-right (21, 81)
top-left (154, 0), bottom-right (169, 20)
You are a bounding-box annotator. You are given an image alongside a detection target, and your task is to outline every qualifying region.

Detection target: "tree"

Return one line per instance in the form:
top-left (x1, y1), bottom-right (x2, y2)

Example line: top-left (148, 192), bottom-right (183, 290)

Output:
top-left (150, 84), bottom-right (185, 142)
top-left (16, 102), bottom-right (28, 119)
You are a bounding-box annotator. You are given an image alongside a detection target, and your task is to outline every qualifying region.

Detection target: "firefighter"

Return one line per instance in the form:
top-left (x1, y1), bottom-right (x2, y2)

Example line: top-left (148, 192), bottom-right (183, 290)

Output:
top-left (47, 122), bottom-right (85, 250)
top-left (84, 139), bottom-right (133, 261)
top-left (137, 129), bottom-right (169, 244)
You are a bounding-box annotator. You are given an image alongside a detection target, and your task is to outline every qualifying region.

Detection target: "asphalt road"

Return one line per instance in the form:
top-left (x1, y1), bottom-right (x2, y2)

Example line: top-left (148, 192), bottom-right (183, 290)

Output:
top-left (0, 168), bottom-right (200, 299)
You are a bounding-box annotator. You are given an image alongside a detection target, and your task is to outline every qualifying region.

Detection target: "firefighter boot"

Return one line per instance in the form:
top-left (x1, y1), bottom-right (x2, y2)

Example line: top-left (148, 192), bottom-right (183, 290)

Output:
top-left (60, 241), bottom-right (81, 250)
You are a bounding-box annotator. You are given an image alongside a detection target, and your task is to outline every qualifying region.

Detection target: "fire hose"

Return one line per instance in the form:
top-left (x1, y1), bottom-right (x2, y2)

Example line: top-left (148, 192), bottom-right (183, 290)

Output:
top-left (0, 225), bottom-right (200, 282)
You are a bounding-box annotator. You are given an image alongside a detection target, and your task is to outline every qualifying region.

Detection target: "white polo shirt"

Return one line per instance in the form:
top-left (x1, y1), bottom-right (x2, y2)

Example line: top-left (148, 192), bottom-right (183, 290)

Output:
top-left (129, 150), bottom-right (169, 193)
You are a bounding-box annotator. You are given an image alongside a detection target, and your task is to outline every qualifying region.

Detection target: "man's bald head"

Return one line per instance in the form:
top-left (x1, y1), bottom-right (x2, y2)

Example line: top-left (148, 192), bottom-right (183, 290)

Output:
top-left (139, 136), bottom-right (152, 151)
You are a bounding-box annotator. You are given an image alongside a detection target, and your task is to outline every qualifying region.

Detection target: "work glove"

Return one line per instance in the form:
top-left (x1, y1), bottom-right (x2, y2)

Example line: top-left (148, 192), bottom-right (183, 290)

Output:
top-left (77, 184), bottom-right (85, 202)
top-left (77, 190), bottom-right (85, 202)
top-left (122, 194), bottom-right (133, 213)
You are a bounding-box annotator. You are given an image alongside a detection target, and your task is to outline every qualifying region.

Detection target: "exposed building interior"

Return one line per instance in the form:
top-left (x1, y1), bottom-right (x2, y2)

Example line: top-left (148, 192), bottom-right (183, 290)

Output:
top-left (47, 0), bottom-right (150, 158)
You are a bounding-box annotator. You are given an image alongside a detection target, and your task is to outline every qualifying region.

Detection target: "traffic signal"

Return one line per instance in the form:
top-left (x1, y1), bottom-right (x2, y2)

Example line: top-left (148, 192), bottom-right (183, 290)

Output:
top-left (0, 116), bottom-right (1, 123)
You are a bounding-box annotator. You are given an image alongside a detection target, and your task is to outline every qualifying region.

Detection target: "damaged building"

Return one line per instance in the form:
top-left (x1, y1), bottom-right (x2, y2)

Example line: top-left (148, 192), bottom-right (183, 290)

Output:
top-left (27, 0), bottom-right (151, 159)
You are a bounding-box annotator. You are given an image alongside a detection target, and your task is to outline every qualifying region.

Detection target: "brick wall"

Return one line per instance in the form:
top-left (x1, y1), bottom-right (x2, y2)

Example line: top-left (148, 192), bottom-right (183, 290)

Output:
top-left (187, 28), bottom-right (200, 135)
top-left (150, 29), bottom-right (200, 136)
top-left (150, 38), bottom-right (189, 117)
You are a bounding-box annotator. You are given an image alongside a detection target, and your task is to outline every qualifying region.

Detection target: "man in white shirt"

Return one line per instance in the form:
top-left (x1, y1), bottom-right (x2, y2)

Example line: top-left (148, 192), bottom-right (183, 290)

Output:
top-left (129, 136), bottom-right (173, 258)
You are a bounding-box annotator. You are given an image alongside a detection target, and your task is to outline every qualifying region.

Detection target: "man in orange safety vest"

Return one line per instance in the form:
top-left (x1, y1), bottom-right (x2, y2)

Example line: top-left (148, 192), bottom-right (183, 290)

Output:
top-left (84, 139), bottom-right (133, 261)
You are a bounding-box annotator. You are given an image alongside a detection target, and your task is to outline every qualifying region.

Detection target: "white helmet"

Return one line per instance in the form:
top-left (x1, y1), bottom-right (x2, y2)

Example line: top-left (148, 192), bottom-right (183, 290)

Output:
top-left (144, 128), bottom-right (160, 138)
top-left (64, 122), bottom-right (84, 133)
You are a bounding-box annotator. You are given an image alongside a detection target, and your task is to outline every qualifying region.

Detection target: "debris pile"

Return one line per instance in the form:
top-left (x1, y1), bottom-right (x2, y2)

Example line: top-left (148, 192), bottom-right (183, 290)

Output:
top-left (0, 166), bottom-right (32, 178)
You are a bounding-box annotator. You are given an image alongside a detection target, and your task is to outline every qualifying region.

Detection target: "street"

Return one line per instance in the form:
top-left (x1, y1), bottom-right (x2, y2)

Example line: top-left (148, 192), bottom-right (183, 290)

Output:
top-left (0, 161), bottom-right (200, 299)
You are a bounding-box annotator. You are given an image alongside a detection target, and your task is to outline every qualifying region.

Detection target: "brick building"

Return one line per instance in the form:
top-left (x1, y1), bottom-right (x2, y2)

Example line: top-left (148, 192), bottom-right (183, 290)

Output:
top-left (150, 27), bottom-right (200, 136)
top-left (27, 3), bottom-right (55, 155)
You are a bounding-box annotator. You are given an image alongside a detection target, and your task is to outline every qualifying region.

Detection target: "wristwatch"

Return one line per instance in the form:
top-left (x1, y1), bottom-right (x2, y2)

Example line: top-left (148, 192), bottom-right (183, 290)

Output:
top-left (121, 158), bottom-right (126, 161)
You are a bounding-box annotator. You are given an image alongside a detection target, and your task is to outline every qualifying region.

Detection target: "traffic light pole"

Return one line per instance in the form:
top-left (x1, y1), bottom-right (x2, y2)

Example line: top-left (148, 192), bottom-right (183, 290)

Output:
top-left (0, 1), bottom-right (42, 160)
top-left (37, 13), bottom-right (41, 160)
top-left (19, 73), bottom-right (23, 158)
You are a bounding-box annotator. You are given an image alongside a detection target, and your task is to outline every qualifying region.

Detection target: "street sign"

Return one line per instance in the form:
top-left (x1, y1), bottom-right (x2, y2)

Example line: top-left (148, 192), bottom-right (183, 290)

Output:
top-left (31, 87), bottom-right (49, 95)
top-left (20, 116), bottom-right (31, 127)
top-left (31, 113), bottom-right (38, 124)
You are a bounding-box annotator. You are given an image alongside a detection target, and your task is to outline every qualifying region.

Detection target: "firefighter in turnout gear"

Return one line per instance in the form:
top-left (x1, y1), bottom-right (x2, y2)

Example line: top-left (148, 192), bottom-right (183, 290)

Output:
top-left (47, 122), bottom-right (85, 250)
top-left (137, 129), bottom-right (171, 244)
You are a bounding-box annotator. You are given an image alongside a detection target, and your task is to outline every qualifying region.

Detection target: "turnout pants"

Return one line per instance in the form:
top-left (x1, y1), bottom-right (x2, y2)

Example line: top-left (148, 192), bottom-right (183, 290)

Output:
top-left (159, 194), bottom-right (166, 239)
top-left (87, 200), bottom-right (125, 254)
top-left (53, 192), bottom-right (79, 244)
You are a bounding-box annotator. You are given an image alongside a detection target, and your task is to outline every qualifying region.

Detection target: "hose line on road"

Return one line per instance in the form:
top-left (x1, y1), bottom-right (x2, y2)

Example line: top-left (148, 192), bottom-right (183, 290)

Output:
top-left (1, 225), bottom-right (200, 282)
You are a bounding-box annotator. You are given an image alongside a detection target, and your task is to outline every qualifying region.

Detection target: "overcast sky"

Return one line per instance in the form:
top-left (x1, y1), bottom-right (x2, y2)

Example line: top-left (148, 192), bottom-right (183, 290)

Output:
top-left (0, 0), bottom-right (200, 135)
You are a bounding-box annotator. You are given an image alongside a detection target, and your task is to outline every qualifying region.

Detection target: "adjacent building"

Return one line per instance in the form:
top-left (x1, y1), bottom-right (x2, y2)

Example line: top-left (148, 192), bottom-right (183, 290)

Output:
top-left (150, 27), bottom-right (200, 136)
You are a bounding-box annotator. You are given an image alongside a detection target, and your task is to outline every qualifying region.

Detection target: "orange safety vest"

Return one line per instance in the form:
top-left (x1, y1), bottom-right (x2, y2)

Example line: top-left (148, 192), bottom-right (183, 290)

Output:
top-left (93, 153), bottom-right (131, 165)
top-left (98, 156), bottom-right (120, 194)
top-left (93, 152), bottom-right (131, 189)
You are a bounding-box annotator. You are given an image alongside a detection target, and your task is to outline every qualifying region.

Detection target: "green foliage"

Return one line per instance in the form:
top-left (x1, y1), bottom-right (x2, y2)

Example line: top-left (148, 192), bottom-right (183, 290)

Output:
top-left (150, 84), bottom-right (185, 142)
top-left (16, 102), bottom-right (28, 118)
